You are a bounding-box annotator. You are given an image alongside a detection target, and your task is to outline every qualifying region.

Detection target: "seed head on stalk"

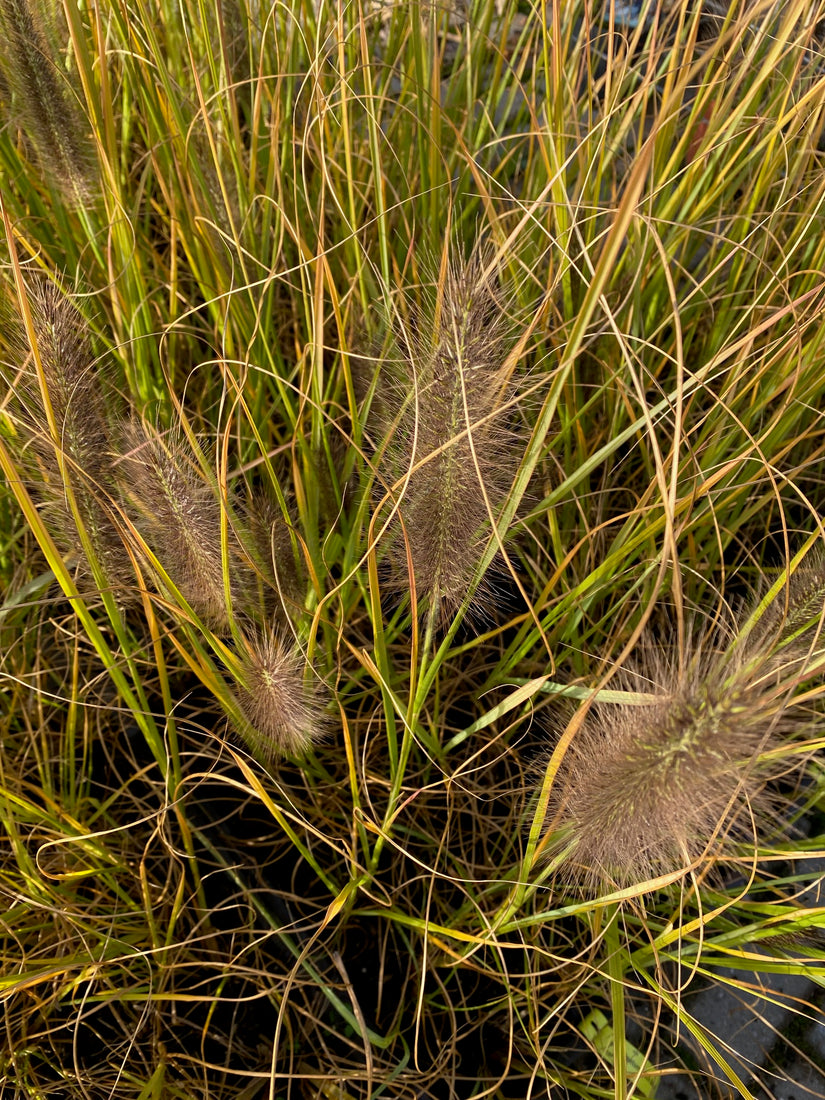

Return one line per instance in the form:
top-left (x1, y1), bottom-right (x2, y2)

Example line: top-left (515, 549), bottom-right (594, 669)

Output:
top-left (546, 598), bottom-right (819, 894)
top-left (10, 278), bottom-right (131, 594)
top-left (118, 418), bottom-right (252, 630)
top-left (375, 243), bottom-right (527, 628)
top-left (233, 630), bottom-right (325, 759)
top-left (0, 0), bottom-right (96, 205)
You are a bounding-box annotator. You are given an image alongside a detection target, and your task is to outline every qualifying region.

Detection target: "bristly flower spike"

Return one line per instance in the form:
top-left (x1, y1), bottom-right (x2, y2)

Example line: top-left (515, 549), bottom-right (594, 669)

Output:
top-left (0, 0), bottom-right (95, 205)
top-left (751, 549), bottom-right (825, 660)
top-left (233, 630), bottom-right (325, 758)
top-left (545, 603), bottom-right (817, 895)
top-left (118, 418), bottom-right (247, 630)
top-left (13, 278), bottom-right (131, 593)
top-left (375, 241), bottom-right (527, 627)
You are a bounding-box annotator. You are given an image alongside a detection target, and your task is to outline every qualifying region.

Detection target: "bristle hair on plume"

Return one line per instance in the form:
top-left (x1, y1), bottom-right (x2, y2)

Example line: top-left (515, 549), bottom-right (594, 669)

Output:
top-left (243, 486), bottom-right (306, 619)
top-left (752, 550), bottom-right (825, 655)
top-left (19, 279), bottom-right (107, 476)
top-left (118, 418), bottom-right (249, 630)
top-left (234, 631), bottom-right (325, 758)
top-left (0, 0), bottom-right (95, 204)
top-left (545, 619), bottom-right (809, 895)
top-left (375, 242), bottom-right (526, 625)
top-left (11, 278), bottom-right (132, 592)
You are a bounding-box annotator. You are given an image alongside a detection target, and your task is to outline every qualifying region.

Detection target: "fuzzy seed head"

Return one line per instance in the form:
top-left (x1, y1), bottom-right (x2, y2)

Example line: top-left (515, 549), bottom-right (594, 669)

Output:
top-left (22, 279), bottom-right (108, 476)
top-left (234, 632), bottom-right (324, 758)
top-left (376, 245), bottom-right (526, 623)
top-left (244, 488), bottom-right (306, 617)
top-left (119, 420), bottom-right (237, 629)
top-left (11, 279), bottom-right (131, 592)
top-left (755, 552), bottom-right (825, 653)
top-left (547, 630), bottom-right (803, 894)
top-left (0, 0), bottom-right (95, 204)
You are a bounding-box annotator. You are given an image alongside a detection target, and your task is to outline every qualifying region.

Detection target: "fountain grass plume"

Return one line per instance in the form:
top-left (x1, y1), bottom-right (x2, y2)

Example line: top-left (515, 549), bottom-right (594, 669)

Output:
top-left (11, 278), bottom-right (131, 592)
top-left (754, 551), bottom-right (825, 656)
top-left (118, 418), bottom-right (252, 630)
top-left (20, 280), bottom-right (107, 478)
top-left (375, 243), bottom-right (526, 626)
top-left (233, 629), bottom-right (325, 758)
top-left (244, 485), bottom-right (307, 620)
top-left (0, 0), bottom-right (94, 205)
top-left (546, 605), bottom-right (816, 895)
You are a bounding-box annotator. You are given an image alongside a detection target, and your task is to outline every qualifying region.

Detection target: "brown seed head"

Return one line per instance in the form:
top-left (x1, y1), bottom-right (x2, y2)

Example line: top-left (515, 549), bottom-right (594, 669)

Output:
top-left (546, 623), bottom-right (806, 894)
top-left (22, 279), bottom-right (108, 477)
top-left (0, 0), bottom-right (95, 205)
top-left (118, 419), bottom-right (240, 629)
top-left (753, 551), bottom-right (825, 657)
top-left (11, 278), bottom-right (131, 593)
top-left (234, 631), bottom-right (325, 758)
top-left (243, 486), bottom-right (306, 619)
top-left (376, 244), bottom-right (526, 624)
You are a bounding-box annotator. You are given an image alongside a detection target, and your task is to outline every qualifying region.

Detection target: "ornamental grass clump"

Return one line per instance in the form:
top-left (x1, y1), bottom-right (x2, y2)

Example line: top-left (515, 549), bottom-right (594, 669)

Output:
top-left (5, 0), bottom-right (825, 1094)
top-left (374, 245), bottom-right (527, 626)
top-left (547, 582), bottom-right (825, 894)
